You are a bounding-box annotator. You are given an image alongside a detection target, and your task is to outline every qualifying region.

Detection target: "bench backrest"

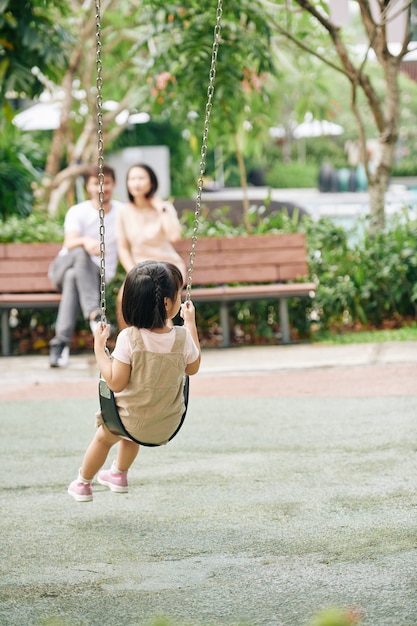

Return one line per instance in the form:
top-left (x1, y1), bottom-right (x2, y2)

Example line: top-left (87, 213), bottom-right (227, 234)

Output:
top-left (0, 242), bottom-right (61, 293)
top-left (0, 233), bottom-right (309, 294)
top-left (174, 233), bottom-right (309, 285)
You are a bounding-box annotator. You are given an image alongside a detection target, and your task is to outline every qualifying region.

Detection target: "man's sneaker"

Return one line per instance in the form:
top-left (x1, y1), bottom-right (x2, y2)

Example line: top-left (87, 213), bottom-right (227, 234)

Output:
top-left (98, 466), bottom-right (128, 493)
top-left (68, 479), bottom-right (93, 502)
top-left (58, 345), bottom-right (70, 367)
top-left (89, 313), bottom-right (102, 334)
top-left (49, 341), bottom-right (68, 368)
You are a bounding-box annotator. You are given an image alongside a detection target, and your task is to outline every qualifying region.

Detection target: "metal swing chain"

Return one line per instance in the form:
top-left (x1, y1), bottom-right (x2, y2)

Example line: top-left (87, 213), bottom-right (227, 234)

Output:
top-left (95, 0), bottom-right (107, 324)
top-left (185, 0), bottom-right (222, 304)
top-left (95, 0), bottom-right (222, 313)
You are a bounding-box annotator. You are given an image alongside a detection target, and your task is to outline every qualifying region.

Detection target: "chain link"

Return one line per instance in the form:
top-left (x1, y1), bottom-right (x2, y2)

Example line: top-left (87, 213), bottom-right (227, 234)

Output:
top-left (95, 0), bottom-right (107, 323)
top-left (95, 0), bottom-right (222, 314)
top-left (185, 0), bottom-right (222, 303)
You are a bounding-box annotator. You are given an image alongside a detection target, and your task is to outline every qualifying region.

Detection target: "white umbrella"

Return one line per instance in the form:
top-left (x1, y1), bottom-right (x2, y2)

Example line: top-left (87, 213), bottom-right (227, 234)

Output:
top-left (269, 125), bottom-right (288, 139)
top-left (270, 114), bottom-right (344, 140)
top-left (13, 100), bottom-right (150, 131)
top-left (115, 110), bottom-right (150, 125)
top-left (13, 102), bottom-right (62, 131)
top-left (293, 118), bottom-right (344, 139)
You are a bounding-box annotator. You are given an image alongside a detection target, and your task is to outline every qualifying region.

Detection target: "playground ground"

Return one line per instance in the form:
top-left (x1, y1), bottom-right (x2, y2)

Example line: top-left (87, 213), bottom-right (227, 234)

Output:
top-left (1, 341), bottom-right (417, 626)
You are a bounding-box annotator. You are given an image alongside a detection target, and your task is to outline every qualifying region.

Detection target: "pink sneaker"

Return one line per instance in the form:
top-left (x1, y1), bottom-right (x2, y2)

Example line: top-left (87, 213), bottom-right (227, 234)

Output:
top-left (98, 466), bottom-right (128, 493)
top-left (68, 479), bottom-right (93, 502)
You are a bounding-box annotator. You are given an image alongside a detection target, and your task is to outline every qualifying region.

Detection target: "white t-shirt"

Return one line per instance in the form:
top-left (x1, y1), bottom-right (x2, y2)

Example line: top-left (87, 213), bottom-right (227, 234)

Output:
top-left (62, 200), bottom-right (120, 282)
top-left (112, 326), bottom-right (199, 365)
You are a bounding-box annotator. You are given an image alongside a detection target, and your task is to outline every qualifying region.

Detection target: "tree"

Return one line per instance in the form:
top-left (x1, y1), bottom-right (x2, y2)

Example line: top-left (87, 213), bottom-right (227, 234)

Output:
top-left (269, 0), bottom-right (417, 232)
top-left (140, 0), bottom-right (276, 230)
top-left (12, 0), bottom-right (415, 232)
top-left (36, 0), bottom-right (277, 223)
top-left (0, 0), bottom-right (71, 217)
top-left (0, 0), bottom-right (69, 105)
top-left (35, 0), bottom-right (158, 214)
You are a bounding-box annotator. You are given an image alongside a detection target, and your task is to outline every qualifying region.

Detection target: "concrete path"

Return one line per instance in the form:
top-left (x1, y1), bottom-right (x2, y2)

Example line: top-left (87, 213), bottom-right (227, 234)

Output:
top-left (1, 342), bottom-right (417, 626)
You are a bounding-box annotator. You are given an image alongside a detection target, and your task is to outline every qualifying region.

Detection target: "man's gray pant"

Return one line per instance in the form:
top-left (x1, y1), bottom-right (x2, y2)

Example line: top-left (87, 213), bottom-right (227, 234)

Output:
top-left (49, 247), bottom-right (101, 345)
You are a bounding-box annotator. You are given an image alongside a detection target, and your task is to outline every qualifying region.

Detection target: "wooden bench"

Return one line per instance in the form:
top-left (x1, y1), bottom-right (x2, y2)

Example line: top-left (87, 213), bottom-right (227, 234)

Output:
top-left (0, 243), bottom-right (62, 356)
top-left (0, 233), bottom-right (315, 355)
top-left (173, 233), bottom-right (315, 348)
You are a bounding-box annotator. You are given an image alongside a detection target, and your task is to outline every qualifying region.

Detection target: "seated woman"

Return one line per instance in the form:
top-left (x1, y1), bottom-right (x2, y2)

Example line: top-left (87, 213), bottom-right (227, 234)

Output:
top-left (116, 163), bottom-right (186, 329)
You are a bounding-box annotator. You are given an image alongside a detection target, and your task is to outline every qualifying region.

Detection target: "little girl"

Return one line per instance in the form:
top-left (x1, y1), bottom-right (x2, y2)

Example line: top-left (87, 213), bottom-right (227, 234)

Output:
top-left (68, 260), bottom-right (201, 502)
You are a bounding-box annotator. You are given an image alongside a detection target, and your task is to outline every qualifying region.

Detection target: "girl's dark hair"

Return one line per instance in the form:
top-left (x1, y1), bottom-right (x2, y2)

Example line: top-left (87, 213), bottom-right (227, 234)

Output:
top-left (126, 163), bottom-right (158, 202)
top-left (122, 261), bottom-right (183, 329)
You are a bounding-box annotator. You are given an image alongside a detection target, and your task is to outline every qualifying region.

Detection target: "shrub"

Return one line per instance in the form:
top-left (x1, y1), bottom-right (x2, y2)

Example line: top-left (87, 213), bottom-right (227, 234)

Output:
top-left (302, 210), bottom-right (417, 331)
top-left (0, 212), bottom-right (64, 242)
top-left (391, 158), bottom-right (417, 177)
top-left (265, 161), bottom-right (319, 188)
top-left (182, 205), bottom-right (417, 339)
top-left (0, 121), bottom-right (45, 219)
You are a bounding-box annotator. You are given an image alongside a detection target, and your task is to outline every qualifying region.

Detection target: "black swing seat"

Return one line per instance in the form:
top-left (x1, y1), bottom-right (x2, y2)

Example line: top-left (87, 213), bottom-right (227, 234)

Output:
top-left (99, 376), bottom-right (190, 447)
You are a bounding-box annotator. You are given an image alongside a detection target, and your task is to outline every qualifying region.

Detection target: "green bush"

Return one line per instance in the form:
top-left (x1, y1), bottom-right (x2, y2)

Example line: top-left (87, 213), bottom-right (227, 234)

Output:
top-left (304, 137), bottom-right (348, 170)
top-left (182, 205), bottom-right (417, 340)
top-left (0, 212), bottom-right (64, 242)
top-left (302, 210), bottom-right (417, 331)
top-left (265, 161), bottom-right (319, 188)
top-left (0, 121), bottom-right (46, 219)
top-left (391, 158), bottom-right (417, 177)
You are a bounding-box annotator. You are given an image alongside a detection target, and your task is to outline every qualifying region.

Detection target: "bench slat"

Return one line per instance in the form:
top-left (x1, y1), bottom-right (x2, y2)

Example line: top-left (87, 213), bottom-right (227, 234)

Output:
top-left (1, 242), bottom-right (61, 259)
top-left (0, 235), bottom-right (314, 353)
top-left (0, 243), bottom-right (59, 294)
top-left (0, 277), bottom-right (57, 293)
top-left (0, 293), bottom-right (61, 305)
top-left (187, 282), bottom-right (316, 302)
top-left (174, 233), bottom-right (307, 252)
top-left (188, 264), bottom-right (309, 285)
top-left (0, 259), bottom-right (53, 275)
top-left (174, 233), bottom-right (309, 286)
top-left (181, 248), bottom-right (306, 268)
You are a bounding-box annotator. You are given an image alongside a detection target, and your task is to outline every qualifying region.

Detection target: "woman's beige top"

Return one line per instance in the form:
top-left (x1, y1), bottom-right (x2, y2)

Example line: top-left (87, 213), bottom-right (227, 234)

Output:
top-left (117, 200), bottom-right (186, 280)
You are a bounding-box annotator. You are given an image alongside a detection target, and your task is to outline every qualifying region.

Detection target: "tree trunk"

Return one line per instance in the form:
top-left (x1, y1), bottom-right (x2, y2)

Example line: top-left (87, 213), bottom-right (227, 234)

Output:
top-left (367, 135), bottom-right (397, 233)
top-left (44, 162), bottom-right (88, 216)
top-left (365, 55), bottom-right (401, 233)
top-left (48, 177), bottom-right (77, 217)
top-left (367, 179), bottom-right (386, 233)
top-left (44, 73), bottom-right (74, 179)
top-left (31, 0), bottom-right (160, 215)
top-left (291, 0), bottom-right (409, 233)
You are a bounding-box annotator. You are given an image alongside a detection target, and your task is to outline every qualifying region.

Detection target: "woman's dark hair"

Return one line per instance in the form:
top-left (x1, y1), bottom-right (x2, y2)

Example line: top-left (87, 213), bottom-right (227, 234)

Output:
top-left (122, 261), bottom-right (183, 329)
top-left (126, 163), bottom-right (158, 202)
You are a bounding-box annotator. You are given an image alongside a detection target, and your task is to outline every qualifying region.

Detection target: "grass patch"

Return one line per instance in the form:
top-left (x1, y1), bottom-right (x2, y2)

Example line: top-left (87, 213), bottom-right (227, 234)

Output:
top-left (312, 323), bottom-right (417, 344)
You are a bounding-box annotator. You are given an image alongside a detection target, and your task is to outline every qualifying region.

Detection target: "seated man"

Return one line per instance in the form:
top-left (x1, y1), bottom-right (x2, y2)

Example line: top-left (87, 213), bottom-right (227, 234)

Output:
top-left (48, 164), bottom-right (120, 367)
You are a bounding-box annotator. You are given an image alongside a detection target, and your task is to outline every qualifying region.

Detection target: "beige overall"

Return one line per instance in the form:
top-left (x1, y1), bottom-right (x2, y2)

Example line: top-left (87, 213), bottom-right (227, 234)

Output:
top-left (97, 326), bottom-right (187, 445)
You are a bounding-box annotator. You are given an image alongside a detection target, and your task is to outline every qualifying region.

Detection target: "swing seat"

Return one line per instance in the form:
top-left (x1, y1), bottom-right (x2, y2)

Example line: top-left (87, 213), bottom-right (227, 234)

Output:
top-left (91, 0), bottom-right (220, 450)
top-left (99, 376), bottom-right (190, 447)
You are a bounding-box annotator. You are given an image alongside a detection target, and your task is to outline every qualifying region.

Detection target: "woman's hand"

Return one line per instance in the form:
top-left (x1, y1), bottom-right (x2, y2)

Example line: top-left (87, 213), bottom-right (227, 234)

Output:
top-left (151, 197), bottom-right (166, 213)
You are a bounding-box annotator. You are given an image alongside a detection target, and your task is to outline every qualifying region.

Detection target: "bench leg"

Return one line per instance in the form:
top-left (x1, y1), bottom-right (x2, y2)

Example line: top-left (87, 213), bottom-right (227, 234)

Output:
top-left (1, 309), bottom-right (10, 356)
top-left (279, 298), bottom-right (290, 344)
top-left (219, 302), bottom-right (230, 348)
